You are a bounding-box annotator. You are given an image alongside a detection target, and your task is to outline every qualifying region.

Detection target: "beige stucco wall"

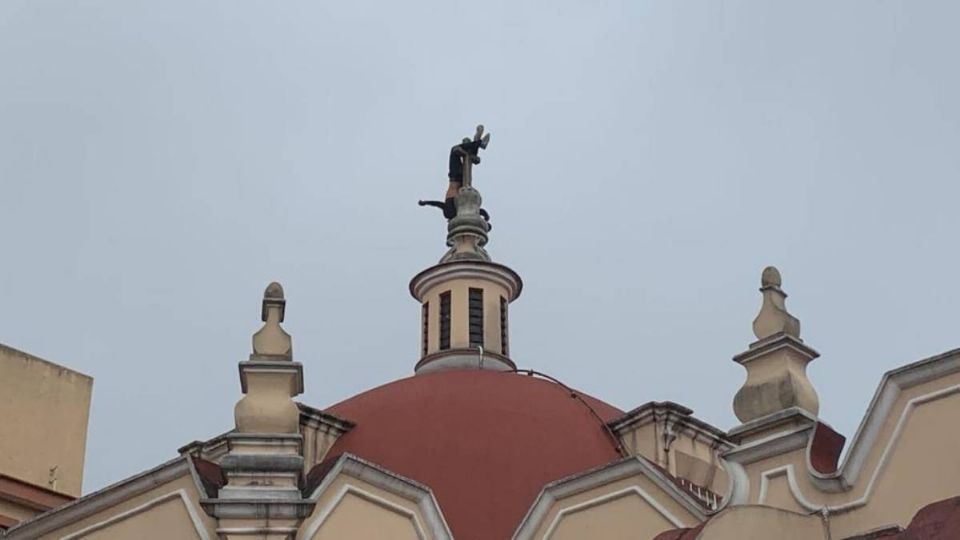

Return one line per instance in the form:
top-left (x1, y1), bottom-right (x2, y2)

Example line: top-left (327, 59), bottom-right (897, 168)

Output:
top-left (530, 474), bottom-right (701, 540)
top-left (698, 505), bottom-right (823, 540)
top-left (617, 418), bottom-right (728, 497)
top-left (0, 344), bottom-right (92, 496)
top-left (299, 475), bottom-right (433, 540)
top-left (309, 492), bottom-right (421, 540)
top-left (731, 368), bottom-right (960, 537)
top-left (618, 422), bottom-right (659, 463)
top-left (68, 496), bottom-right (203, 540)
top-left (30, 474), bottom-right (216, 540)
top-left (422, 278), bottom-right (509, 356)
top-left (829, 384), bottom-right (960, 537)
top-left (301, 423), bottom-right (343, 472)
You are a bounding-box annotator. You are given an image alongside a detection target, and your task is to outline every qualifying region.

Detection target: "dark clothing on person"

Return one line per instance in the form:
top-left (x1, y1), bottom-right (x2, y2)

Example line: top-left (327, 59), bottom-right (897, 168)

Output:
top-left (448, 140), bottom-right (484, 183)
top-left (418, 198), bottom-right (491, 226)
top-left (419, 198), bottom-right (458, 220)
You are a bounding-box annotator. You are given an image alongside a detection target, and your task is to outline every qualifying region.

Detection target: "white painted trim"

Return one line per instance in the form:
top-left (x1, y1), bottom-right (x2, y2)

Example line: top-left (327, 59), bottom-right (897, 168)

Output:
top-left (301, 484), bottom-right (428, 540)
top-left (300, 454), bottom-right (453, 540)
top-left (513, 457), bottom-right (707, 540)
top-left (4, 457), bottom-right (206, 540)
top-left (59, 489), bottom-right (210, 540)
top-left (541, 486), bottom-right (687, 539)
top-left (724, 423), bottom-right (813, 466)
top-left (720, 460), bottom-right (750, 508)
top-left (814, 350), bottom-right (960, 490)
top-left (410, 262), bottom-right (522, 301)
top-left (757, 466), bottom-right (820, 511)
top-left (757, 383), bottom-right (960, 513)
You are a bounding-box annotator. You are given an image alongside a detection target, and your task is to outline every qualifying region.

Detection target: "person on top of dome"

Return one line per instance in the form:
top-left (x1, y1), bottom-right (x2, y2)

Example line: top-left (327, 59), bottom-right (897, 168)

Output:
top-left (419, 127), bottom-right (492, 227)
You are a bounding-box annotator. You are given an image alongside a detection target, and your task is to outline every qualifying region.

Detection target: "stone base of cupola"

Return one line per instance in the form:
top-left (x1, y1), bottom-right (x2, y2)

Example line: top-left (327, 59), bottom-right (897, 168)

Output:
top-left (415, 348), bottom-right (515, 374)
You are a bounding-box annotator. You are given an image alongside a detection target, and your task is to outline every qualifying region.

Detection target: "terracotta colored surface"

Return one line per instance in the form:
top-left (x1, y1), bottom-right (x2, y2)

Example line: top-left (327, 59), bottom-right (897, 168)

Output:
top-left (809, 422), bottom-right (846, 475)
top-left (0, 513), bottom-right (19, 530)
top-left (189, 457), bottom-right (226, 498)
top-left (892, 495), bottom-right (960, 539)
top-left (0, 474), bottom-right (73, 511)
top-left (324, 370), bottom-right (624, 540)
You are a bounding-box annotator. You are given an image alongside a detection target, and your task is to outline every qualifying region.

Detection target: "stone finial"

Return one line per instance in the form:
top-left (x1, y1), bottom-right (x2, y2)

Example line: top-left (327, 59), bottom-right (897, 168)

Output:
top-left (733, 266), bottom-right (820, 425)
top-left (253, 282), bottom-right (292, 359)
top-left (233, 283), bottom-right (303, 436)
top-left (752, 266), bottom-right (801, 341)
top-left (441, 186), bottom-right (491, 262)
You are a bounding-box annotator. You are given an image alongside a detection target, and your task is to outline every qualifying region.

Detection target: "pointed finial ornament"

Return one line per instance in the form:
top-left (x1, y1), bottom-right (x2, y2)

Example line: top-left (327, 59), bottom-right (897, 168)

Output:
top-left (253, 281), bottom-right (292, 359)
top-left (732, 266), bottom-right (820, 425)
top-left (753, 266), bottom-right (801, 340)
top-left (217, 281), bottom-right (306, 518)
top-left (232, 281), bottom-right (303, 435)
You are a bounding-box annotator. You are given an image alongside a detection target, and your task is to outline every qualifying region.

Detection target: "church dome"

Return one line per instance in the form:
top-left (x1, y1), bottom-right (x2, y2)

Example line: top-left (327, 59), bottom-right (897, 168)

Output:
top-left (324, 369), bottom-right (624, 540)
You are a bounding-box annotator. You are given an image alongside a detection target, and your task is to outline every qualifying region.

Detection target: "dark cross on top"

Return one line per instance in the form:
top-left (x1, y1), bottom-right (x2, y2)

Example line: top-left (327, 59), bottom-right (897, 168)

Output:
top-left (449, 125), bottom-right (491, 188)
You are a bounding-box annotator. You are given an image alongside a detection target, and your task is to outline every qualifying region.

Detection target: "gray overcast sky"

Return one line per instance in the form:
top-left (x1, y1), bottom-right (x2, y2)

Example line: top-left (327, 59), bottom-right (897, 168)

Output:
top-left (2, 1), bottom-right (959, 493)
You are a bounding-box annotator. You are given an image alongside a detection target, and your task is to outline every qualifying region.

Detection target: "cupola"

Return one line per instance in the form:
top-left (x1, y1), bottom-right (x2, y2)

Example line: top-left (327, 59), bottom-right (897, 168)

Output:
top-left (410, 126), bottom-right (523, 374)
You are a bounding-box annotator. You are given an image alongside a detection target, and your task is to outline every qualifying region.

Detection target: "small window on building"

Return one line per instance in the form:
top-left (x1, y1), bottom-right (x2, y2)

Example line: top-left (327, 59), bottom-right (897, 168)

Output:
top-left (469, 288), bottom-right (484, 347)
top-left (422, 302), bottom-right (429, 356)
top-left (439, 292), bottom-right (451, 350)
top-left (500, 296), bottom-right (509, 356)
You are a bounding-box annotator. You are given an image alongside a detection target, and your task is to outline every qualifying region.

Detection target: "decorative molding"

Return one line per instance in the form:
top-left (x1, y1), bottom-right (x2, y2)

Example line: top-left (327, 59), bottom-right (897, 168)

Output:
top-left (723, 424), bottom-right (813, 466)
top-left (719, 459), bottom-right (750, 508)
top-left (608, 401), bottom-right (733, 450)
top-left (238, 361), bottom-right (304, 395)
top-left (301, 485), bottom-right (428, 540)
top-left (298, 403), bottom-right (355, 435)
top-left (4, 457), bottom-right (209, 539)
top-left (59, 489), bottom-right (210, 540)
top-left (732, 333), bottom-right (819, 366)
top-left (301, 454), bottom-right (452, 540)
top-left (757, 466), bottom-right (819, 510)
top-left (513, 457), bottom-right (706, 540)
top-left (541, 486), bottom-right (687, 539)
top-left (809, 349), bottom-right (960, 491)
top-left (415, 348), bottom-right (515, 374)
top-left (409, 261), bottom-right (523, 301)
top-left (756, 382), bottom-right (960, 513)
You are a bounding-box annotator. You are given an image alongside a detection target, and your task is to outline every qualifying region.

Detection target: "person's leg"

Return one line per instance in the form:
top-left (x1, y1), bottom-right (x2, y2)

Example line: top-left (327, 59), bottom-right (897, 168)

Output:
top-left (448, 146), bottom-right (465, 183)
top-left (443, 197), bottom-right (457, 219)
top-left (479, 208), bottom-right (492, 231)
top-left (418, 200), bottom-right (446, 210)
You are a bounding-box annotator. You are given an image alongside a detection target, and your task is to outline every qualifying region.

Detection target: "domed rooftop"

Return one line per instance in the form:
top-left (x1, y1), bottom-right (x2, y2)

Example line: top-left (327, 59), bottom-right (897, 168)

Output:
top-left (324, 369), bottom-right (624, 540)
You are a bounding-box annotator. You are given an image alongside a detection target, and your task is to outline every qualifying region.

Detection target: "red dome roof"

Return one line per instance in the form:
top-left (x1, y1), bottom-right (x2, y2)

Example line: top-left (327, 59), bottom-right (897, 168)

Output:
top-left (324, 369), bottom-right (624, 540)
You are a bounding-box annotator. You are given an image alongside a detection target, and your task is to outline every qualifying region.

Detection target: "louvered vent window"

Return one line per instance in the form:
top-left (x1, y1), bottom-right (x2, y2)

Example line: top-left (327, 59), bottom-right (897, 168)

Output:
top-left (469, 288), bottom-right (484, 347)
top-left (422, 302), bottom-right (429, 356)
top-left (500, 296), bottom-right (508, 356)
top-left (439, 292), bottom-right (451, 350)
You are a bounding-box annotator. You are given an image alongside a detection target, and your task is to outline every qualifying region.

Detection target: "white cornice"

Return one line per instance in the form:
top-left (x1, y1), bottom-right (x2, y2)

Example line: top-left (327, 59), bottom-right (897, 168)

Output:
top-left (302, 453), bottom-right (453, 540)
top-left (812, 348), bottom-right (960, 491)
top-left (59, 489), bottom-right (210, 540)
top-left (608, 401), bottom-right (734, 451)
top-left (512, 457), bottom-right (707, 540)
top-left (722, 348), bottom-right (960, 514)
top-left (4, 457), bottom-right (207, 539)
top-left (409, 260), bottom-right (522, 301)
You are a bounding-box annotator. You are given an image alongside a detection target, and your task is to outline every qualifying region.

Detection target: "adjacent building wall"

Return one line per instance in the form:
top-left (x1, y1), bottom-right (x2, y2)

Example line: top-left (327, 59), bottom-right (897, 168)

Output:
top-left (0, 344), bottom-right (92, 497)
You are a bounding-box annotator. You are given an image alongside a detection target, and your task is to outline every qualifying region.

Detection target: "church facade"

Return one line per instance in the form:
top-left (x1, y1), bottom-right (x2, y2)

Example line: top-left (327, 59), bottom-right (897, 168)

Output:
top-left (2, 133), bottom-right (959, 539)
